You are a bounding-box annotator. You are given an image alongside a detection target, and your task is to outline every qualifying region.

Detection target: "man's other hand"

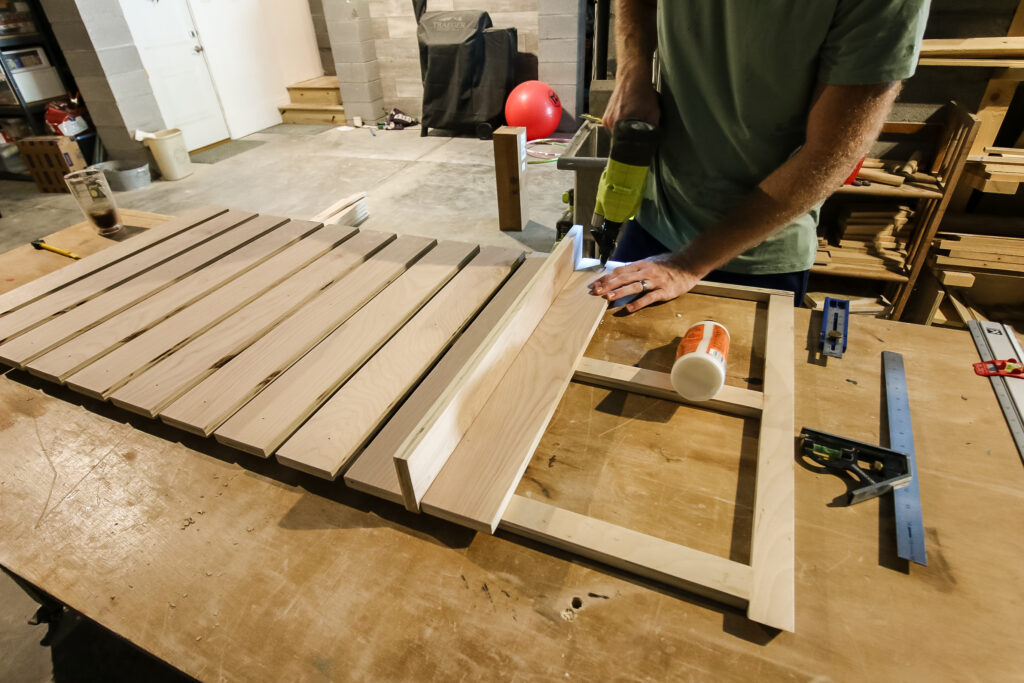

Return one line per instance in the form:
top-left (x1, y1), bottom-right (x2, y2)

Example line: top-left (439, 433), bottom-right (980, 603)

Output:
top-left (590, 254), bottom-right (699, 313)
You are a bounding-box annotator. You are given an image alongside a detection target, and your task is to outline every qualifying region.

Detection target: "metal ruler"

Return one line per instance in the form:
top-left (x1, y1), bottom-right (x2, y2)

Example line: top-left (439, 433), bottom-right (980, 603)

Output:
top-left (968, 321), bottom-right (1024, 462)
top-left (882, 351), bottom-right (927, 566)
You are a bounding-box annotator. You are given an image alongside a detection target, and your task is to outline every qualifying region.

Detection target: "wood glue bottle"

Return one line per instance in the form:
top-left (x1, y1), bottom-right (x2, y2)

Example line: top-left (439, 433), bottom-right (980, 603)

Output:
top-left (670, 321), bottom-right (729, 401)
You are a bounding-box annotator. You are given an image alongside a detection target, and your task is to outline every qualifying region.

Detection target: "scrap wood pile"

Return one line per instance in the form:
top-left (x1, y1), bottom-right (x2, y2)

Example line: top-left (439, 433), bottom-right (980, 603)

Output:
top-left (851, 156), bottom-right (942, 195)
top-left (814, 203), bottom-right (913, 281)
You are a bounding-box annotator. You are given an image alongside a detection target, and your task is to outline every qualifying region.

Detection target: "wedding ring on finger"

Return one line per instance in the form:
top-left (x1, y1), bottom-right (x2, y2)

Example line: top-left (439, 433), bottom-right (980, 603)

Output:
top-left (640, 279), bottom-right (649, 294)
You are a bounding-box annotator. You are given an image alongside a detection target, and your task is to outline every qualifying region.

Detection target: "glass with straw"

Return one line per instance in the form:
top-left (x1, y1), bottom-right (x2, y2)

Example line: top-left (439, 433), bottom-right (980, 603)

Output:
top-left (64, 168), bottom-right (123, 237)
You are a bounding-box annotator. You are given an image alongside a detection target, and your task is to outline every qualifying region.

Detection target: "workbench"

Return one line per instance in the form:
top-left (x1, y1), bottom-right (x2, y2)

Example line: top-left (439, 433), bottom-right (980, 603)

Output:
top-left (0, 214), bottom-right (1021, 681)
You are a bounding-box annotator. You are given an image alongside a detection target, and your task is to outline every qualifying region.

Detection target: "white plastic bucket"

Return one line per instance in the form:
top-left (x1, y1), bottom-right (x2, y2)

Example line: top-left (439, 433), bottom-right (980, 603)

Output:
top-left (143, 128), bottom-right (192, 180)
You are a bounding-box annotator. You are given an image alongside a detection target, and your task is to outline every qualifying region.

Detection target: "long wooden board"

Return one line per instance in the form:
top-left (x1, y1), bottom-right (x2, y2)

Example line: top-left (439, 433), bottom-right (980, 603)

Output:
top-left (0, 206), bottom-right (224, 316)
top-left (213, 240), bottom-right (480, 457)
top-left (343, 257), bottom-right (544, 503)
top-left (572, 357), bottom-right (764, 419)
top-left (746, 294), bottom-right (796, 632)
top-left (277, 247), bottom-right (524, 479)
top-left (64, 224), bottom-right (359, 399)
top-left (420, 269), bottom-right (608, 532)
top-left (388, 231), bottom-right (579, 512)
top-left (159, 236), bottom-right (435, 436)
top-left (499, 495), bottom-right (752, 608)
top-left (107, 230), bottom-right (395, 417)
top-left (22, 219), bottom-right (320, 381)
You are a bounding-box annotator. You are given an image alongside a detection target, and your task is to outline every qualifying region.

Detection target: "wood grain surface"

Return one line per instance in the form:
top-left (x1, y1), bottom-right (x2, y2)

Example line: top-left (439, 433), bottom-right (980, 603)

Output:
top-left (214, 241), bottom-right (480, 457)
top-left (420, 269), bottom-right (609, 532)
top-left (63, 224), bottom-right (358, 399)
top-left (277, 246), bottom-right (523, 479)
top-left (107, 230), bottom-right (395, 417)
top-left (159, 235), bottom-right (435, 435)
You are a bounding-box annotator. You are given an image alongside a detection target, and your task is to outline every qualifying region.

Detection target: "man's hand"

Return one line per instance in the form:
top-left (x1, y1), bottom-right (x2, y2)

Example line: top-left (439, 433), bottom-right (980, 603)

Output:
top-left (603, 78), bottom-right (660, 130)
top-left (590, 254), bottom-right (701, 313)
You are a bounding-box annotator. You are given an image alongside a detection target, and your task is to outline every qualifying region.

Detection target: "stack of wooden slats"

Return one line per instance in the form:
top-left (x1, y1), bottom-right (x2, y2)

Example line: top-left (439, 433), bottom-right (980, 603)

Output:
top-left (813, 204), bottom-right (913, 281)
top-left (931, 231), bottom-right (1024, 275)
top-left (962, 147), bottom-right (1024, 195)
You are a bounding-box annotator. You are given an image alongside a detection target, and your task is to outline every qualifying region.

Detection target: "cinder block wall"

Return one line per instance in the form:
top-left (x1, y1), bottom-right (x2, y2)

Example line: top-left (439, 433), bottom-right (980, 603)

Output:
top-left (368, 0), bottom-right (545, 118)
top-left (40, 0), bottom-right (162, 162)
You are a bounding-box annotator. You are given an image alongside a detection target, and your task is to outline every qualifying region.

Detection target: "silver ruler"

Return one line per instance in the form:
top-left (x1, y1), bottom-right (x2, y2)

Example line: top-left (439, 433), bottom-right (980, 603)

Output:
top-left (968, 321), bottom-right (1024, 463)
top-left (882, 351), bottom-right (927, 566)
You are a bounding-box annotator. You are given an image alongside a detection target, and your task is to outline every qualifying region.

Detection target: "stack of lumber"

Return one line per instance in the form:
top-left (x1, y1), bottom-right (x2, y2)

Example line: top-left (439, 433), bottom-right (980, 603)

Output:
top-left (931, 231), bottom-right (1024, 275)
top-left (962, 147), bottom-right (1024, 195)
top-left (812, 204), bottom-right (912, 281)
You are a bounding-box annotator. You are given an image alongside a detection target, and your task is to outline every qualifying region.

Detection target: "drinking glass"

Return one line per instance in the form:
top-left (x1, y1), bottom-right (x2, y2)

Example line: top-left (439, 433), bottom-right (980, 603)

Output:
top-left (64, 168), bottom-right (123, 237)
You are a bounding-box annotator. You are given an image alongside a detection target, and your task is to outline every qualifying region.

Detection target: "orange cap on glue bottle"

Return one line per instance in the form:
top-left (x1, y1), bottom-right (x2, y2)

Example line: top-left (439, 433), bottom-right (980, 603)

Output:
top-left (670, 320), bottom-right (730, 401)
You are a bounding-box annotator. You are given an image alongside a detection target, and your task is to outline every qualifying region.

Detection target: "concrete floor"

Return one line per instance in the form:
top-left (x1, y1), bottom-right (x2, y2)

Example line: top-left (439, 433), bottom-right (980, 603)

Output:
top-left (0, 125), bottom-right (567, 255)
top-left (0, 124), bottom-right (571, 681)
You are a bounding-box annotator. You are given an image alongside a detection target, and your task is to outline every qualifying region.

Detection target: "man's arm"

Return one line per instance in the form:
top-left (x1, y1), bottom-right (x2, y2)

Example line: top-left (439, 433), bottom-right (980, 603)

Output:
top-left (592, 81), bottom-right (902, 312)
top-left (602, 0), bottom-right (659, 128)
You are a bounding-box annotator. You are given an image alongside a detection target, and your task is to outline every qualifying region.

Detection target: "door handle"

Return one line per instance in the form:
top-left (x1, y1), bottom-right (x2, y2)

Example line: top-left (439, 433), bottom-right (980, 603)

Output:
top-left (193, 45), bottom-right (204, 53)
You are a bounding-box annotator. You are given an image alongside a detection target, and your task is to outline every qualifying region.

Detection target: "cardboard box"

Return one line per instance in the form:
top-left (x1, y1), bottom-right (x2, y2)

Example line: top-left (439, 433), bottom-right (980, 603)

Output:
top-left (15, 135), bottom-right (87, 192)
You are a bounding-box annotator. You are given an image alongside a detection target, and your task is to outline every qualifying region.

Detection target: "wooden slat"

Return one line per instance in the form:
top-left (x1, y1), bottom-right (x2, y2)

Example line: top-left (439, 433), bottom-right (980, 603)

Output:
top-left (25, 219), bottom-right (321, 383)
top-left (107, 230), bottom-right (394, 416)
top-left (572, 357), bottom-right (763, 418)
top-left (214, 241), bottom-right (480, 458)
top-left (934, 255), bottom-right (1024, 273)
top-left (386, 231), bottom-right (579, 512)
top-left (277, 247), bottom-right (524, 479)
top-left (64, 224), bottom-right (359, 399)
top-left (0, 206), bottom-right (225, 317)
top-left (158, 236), bottom-right (435, 436)
top-left (746, 294), bottom-right (796, 632)
top-left (420, 269), bottom-right (608, 533)
top-left (499, 495), bottom-right (751, 608)
top-left (690, 281), bottom-right (782, 302)
top-left (343, 257), bottom-right (544, 504)
top-left (920, 37), bottom-right (1024, 58)
top-left (0, 210), bottom-right (253, 347)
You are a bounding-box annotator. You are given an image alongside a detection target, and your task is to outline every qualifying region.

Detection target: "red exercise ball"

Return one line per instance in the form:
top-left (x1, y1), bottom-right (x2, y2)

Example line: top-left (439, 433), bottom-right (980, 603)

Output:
top-left (505, 80), bottom-right (562, 140)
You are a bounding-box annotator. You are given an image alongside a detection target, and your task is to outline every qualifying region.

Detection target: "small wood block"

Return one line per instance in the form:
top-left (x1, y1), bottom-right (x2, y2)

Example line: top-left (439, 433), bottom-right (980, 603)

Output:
top-left (494, 126), bottom-right (528, 231)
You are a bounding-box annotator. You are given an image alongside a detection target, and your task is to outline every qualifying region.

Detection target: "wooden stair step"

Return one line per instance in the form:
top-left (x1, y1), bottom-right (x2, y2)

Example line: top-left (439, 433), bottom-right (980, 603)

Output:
top-left (279, 103), bottom-right (346, 125)
top-left (287, 76), bottom-right (342, 105)
top-left (290, 76), bottom-right (340, 89)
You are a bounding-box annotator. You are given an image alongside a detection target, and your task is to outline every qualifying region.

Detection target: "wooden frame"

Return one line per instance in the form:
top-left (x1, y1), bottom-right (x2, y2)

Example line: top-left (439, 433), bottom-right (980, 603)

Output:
top-left (497, 281), bottom-right (795, 632)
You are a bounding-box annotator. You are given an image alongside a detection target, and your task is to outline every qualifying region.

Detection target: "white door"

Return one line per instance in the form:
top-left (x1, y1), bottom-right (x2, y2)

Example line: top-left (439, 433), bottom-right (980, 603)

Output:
top-left (186, 0), bottom-right (323, 138)
top-left (118, 0), bottom-right (230, 151)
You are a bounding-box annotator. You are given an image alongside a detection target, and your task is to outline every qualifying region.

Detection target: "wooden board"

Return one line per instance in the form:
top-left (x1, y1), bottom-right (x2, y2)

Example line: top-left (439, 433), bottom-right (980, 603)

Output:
top-left (3, 216), bottom-right (304, 373)
top-left (920, 37), bottom-right (1024, 58)
top-left (0, 206), bottom-right (220, 311)
top-left (419, 269), bottom-right (609, 533)
top-left (0, 210), bottom-right (253, 346)
top-left (63, 224), bottom-right (359, 399)
top-left (746, 294), bottom-right (796, 632)
top-left (493, 126), bottom-right (528, 231)
top-left (158, 235), bottom-right (435, 436)
top-left (343, 257), bottom-right (545, 503)
top-left (386, 232), bottom-right (578, 512)
top-left (572, 357), bottom-right (763, 419)
top-left (276, 247), bottom-right (524, 479)
top-left (213, 241), bottom-right (480, 457)
top-left (107, 230), bottom-right (396, 417)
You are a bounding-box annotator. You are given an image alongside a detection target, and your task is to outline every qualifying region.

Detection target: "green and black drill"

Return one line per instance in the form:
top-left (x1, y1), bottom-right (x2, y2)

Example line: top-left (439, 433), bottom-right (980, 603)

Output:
top-left (591, 119), bottom-right (660, 265)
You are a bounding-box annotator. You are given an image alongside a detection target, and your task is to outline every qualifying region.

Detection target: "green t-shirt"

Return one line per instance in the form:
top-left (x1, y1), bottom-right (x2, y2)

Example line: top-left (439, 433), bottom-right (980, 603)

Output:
top-left (636, 0), bottom-right (930, 274)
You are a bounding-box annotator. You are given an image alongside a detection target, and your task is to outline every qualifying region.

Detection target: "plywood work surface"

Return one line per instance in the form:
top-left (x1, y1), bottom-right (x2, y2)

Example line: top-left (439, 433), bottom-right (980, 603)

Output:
top-left (0, 238), bottom-right (1022, 680)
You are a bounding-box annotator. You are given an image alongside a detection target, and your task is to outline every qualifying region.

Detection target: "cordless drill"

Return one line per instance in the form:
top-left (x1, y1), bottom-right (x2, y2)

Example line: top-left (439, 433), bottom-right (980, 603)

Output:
top-left (591, 119), bottom-right (659, 265)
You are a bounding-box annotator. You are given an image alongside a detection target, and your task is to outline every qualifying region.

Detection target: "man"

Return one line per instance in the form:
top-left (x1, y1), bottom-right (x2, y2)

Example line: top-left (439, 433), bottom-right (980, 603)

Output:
top-left (591, 1), bottom-right (930, 312)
